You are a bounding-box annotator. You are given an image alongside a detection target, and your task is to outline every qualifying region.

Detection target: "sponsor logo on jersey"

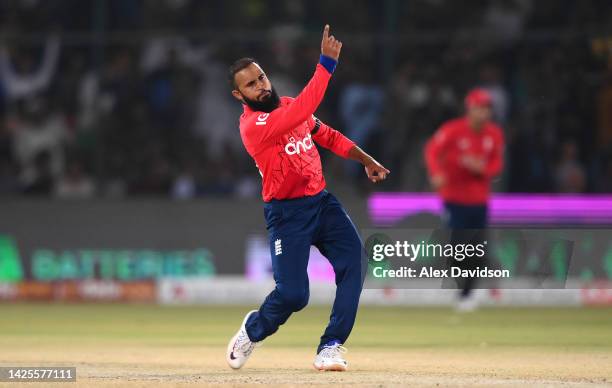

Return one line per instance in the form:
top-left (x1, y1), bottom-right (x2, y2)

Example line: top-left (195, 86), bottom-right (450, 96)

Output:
top-left (255, 113), bottom-right (269, 126)
top-left (458, 138), bottom-right (471, 150)
top-left (483, 136), bottom-right (493, 151)
top-left (285, 133), bottom-right (314, 155)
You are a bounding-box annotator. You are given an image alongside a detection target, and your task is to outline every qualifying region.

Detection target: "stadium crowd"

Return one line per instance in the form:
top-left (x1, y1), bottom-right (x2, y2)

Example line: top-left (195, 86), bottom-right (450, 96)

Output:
top-left (0, 0), bottom-right (610, 198)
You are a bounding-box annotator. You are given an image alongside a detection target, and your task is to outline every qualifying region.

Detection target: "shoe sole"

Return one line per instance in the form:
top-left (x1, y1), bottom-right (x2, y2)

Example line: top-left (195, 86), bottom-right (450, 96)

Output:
top-left (313, 363), bottom-right (347, 372)
top-left (226, 310), bottom-right (258, 370)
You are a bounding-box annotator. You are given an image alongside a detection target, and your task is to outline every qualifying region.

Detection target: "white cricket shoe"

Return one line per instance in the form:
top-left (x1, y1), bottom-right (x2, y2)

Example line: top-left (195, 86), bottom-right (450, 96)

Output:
top-left (226, 310), bottom-right (259, 369)
top-left (455, 295), bottom-right (479, 313)
top-left (313, 342), bottom-right (348, 371)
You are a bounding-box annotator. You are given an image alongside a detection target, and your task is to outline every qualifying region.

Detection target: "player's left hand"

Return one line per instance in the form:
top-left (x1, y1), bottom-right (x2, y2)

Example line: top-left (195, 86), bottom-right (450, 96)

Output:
top-left (365, 161), bottom-right (390, 183)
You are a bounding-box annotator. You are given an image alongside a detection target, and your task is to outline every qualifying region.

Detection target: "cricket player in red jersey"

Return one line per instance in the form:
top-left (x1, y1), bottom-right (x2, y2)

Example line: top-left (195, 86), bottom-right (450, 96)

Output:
top-left (225, 25), bottom-right (389, 371)
top-left (425, 88), bottom-right (505, 311)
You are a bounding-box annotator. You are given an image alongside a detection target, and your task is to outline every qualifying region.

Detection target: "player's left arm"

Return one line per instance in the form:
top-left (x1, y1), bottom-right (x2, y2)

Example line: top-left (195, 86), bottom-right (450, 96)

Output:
top-left (310, 116), bottom-right (389, 183)
top-left (483, 127), bottom-right (505, 178)
top-left (310, 116), bottom-right (354, 157)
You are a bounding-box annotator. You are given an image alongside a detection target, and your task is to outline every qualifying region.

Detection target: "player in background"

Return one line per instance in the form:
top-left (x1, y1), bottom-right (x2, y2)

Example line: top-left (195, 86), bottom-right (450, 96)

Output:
top-left (424, 89), bottom-right (504, 312)
top-left (226, 25), bottom-right (389, 371)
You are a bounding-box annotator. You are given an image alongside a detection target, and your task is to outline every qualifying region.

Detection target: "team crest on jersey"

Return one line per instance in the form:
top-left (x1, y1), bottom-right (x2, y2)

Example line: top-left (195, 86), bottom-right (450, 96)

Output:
top-left (285, 133), bottom-right (314, 155)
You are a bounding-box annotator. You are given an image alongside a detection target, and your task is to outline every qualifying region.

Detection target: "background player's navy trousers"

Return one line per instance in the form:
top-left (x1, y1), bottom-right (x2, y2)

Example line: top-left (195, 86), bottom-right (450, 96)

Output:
top-left (245, 190), bottom-right (365, 352)
top-left (444, 202), bottom-right (488, 297)
top-left (444, 202), bottom-right (488, 229)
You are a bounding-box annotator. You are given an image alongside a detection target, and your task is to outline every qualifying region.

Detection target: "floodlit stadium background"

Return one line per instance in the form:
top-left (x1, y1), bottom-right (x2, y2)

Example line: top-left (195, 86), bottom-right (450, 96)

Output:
top-left (0, 0), bottom-right (610, 303)
top-left (0, 1), bottom-right (611, 386)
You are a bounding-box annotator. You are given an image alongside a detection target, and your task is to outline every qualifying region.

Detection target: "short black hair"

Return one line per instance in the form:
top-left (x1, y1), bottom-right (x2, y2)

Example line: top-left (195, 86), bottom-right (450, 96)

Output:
top-left (228, 57), bottom-right (258, 89)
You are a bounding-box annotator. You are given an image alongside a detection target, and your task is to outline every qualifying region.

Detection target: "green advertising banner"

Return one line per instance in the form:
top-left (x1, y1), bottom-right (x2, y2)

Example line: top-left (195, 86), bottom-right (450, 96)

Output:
top-left (0, 236), bottom-right (23, 282)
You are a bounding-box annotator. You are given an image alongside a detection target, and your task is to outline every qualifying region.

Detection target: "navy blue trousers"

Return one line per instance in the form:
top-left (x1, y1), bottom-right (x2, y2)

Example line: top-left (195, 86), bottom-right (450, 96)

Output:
top-left (245, 190), bottom-right (365, 352)
top-left (444, 202), bottom-right (488, 229)
top-left (444, 202), bottom-right (488, 297)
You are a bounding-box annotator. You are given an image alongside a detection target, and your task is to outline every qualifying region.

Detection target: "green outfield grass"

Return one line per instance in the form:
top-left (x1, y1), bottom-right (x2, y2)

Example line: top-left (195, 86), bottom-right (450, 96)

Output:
top-left (1, 304), bottom-right (611, 350)
top-left (1, 304), bottom-right (611, 386)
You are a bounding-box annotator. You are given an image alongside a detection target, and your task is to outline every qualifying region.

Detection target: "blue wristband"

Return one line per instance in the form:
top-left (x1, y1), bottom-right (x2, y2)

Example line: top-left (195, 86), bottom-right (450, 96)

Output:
top-left (319, 54), bottom-right (337, 74)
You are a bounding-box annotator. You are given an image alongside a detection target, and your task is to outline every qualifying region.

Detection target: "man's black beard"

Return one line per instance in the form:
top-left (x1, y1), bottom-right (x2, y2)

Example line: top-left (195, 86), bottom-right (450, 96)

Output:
top-left (242, 87), bottom-right (280, 113)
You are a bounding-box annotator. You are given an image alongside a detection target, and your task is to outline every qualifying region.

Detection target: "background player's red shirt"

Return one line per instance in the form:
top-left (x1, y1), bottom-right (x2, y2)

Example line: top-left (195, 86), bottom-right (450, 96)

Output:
top-left (239, 64), bottom-right (355, 202)
top-left (425, 117), bottom-right (505, 205)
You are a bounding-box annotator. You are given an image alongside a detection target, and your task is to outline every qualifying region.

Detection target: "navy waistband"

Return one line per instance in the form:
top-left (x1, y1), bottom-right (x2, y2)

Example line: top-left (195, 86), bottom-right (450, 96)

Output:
top-left (264, 189), bottom-right (327, 209)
